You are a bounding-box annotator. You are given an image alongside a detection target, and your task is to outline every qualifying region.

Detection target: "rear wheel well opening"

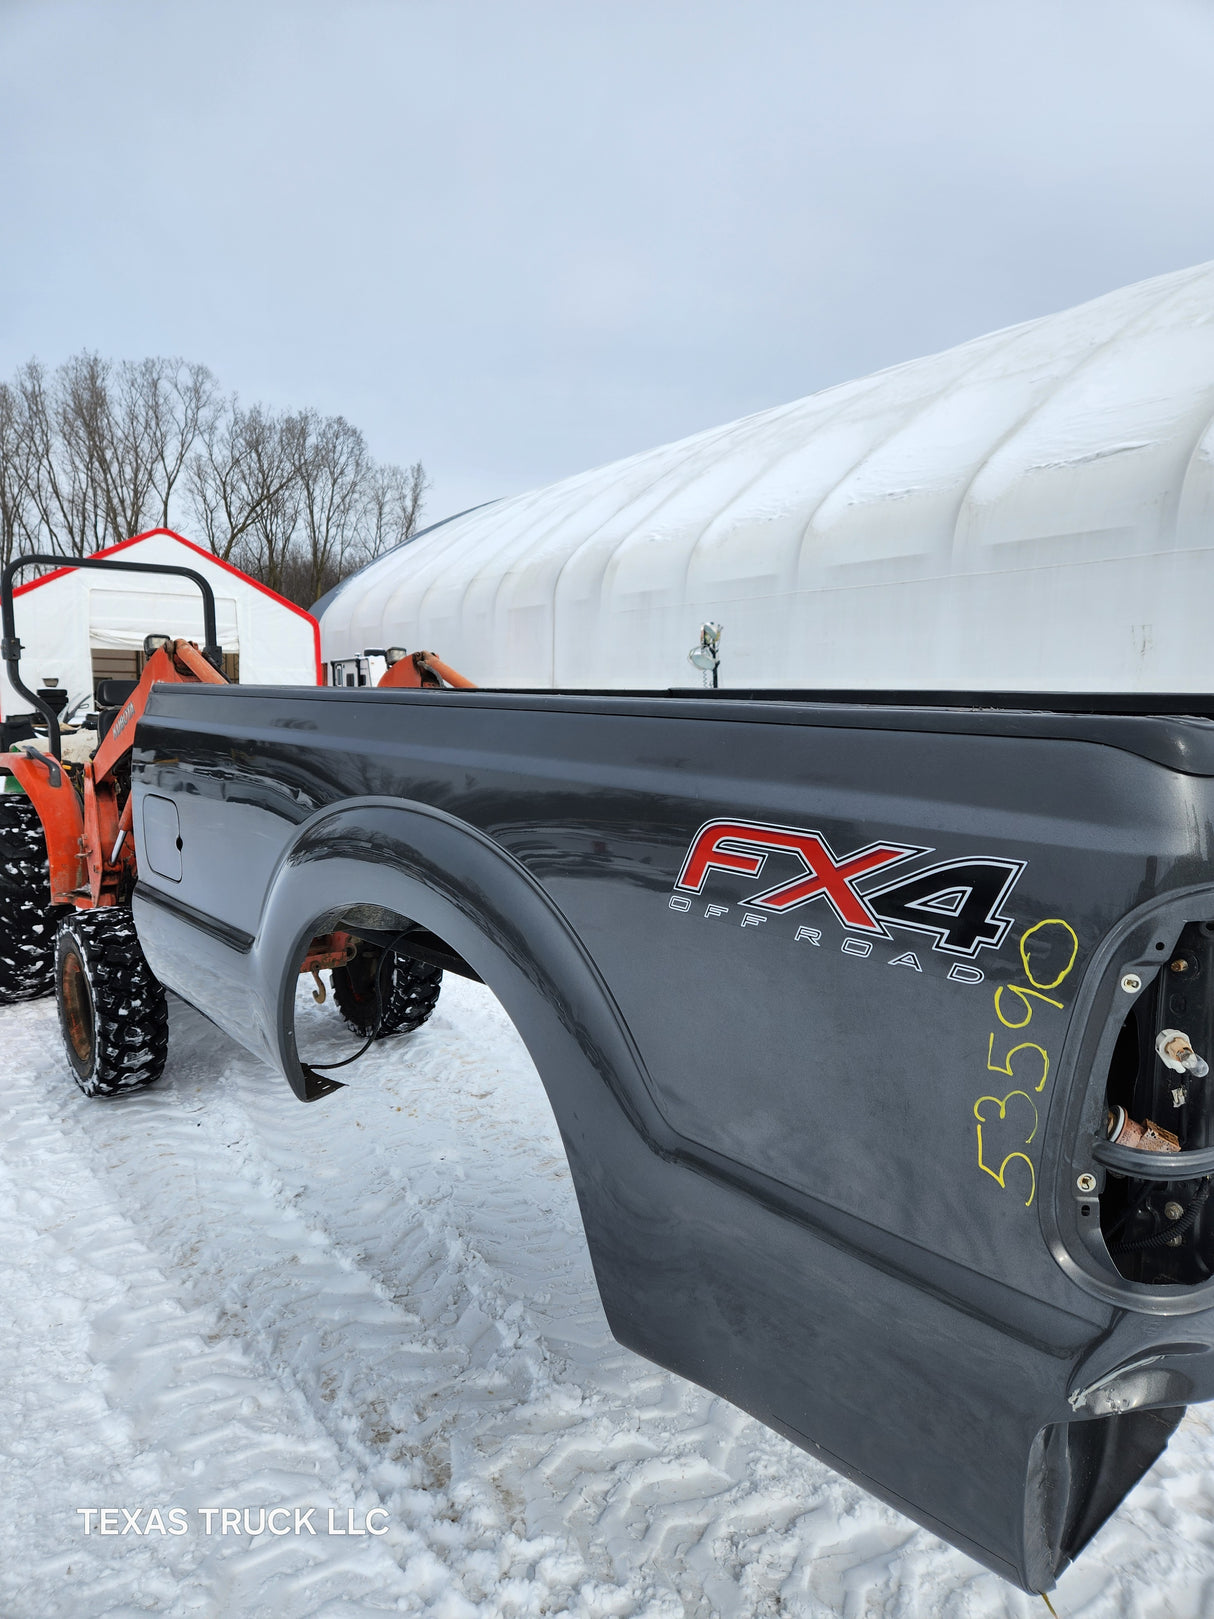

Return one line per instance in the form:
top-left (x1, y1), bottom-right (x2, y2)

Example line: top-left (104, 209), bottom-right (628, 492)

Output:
top-left (283, 896), bottom-right (610, 1404)
top-left (324, 904), bottom-right (482, 986)
top-left (282, 899), bottom-right (600, 1276)
top-left (287, 904), bottom-right (481, 1091)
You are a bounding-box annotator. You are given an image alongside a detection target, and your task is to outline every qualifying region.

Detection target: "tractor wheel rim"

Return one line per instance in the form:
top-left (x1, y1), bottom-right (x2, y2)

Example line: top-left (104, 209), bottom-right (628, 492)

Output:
top-left (62, 950), bottom-right (95, 1065)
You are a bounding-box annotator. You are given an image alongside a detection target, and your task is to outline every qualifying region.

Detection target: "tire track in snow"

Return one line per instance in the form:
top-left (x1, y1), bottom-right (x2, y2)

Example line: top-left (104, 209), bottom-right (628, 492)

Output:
top-left (0, 1007), bottom-right (413, 1619)
top-left (5, 978), bottom-right (1214, 1615)
top-left (6, 990), bottom-right (688, 1618)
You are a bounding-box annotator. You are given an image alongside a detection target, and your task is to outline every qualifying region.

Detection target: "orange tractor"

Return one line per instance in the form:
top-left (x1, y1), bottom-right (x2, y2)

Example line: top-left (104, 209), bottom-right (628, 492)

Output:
top-left (0, 554), bottom-right (474, 1096)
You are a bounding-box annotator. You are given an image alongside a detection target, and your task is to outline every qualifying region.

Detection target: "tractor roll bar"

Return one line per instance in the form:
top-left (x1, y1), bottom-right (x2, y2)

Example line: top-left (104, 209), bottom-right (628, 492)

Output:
top-left (1, 553), bottom-right (223, 760)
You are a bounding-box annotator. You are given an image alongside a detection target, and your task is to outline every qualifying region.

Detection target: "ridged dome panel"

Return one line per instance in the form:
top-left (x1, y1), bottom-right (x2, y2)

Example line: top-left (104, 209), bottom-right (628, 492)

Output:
top-left (321, 261), bottom-right (1214, 692)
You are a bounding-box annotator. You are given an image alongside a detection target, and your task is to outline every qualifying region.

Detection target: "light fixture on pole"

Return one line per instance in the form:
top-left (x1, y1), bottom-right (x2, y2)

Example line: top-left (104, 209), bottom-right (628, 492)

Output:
top-left (688, 622), bottom-right (723, 689)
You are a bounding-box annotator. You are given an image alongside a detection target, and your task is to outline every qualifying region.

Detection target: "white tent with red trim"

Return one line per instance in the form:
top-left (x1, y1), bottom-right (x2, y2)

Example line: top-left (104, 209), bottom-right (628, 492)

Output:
top-left (318, 259), bottom-right (1214, 693)
top-left (1, 530), bottom-right (320, 722)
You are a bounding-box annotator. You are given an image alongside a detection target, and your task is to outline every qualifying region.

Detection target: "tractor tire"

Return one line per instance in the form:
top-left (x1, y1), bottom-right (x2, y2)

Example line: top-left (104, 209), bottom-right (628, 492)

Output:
top-left (0, 791), bottom-right (59, 1002)
top-left (55, 909), bottom-right (169, 1097)
top-left (331, 945), bottom-right (442, 1039)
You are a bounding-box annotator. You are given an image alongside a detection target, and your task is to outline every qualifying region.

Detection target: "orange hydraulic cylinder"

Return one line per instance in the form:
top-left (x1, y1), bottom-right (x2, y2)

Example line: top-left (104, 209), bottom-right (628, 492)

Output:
top-left (377, 651), bottom-right (476, 690)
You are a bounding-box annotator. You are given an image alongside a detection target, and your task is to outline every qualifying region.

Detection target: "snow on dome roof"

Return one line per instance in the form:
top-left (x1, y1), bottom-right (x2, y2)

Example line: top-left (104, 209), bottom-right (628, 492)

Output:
top-left (321, 261), bottom-right (1214, 693)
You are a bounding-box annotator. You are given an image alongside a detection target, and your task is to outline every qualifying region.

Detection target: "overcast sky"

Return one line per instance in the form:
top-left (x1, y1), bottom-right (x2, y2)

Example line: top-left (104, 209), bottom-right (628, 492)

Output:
top-left (3, 0), bottom-right (1214, 524)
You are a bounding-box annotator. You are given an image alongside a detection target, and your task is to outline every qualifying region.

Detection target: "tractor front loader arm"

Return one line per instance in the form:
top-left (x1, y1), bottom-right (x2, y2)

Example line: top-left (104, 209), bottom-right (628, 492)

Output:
top-left (83, 640), bottom-right (227, 907)
top-left (90, 639), bottom-right (225, 783)
top-left (0, 640), bottom-right (229, 914)
top-left (0, 551), bottom-right (229, 908)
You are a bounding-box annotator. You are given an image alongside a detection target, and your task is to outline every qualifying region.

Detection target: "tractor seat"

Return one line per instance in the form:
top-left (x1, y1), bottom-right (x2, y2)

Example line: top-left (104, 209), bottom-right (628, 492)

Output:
top-left (95, 679), bottom-right (141, 744)
top-left (95, 679), bottom-right (140, 708)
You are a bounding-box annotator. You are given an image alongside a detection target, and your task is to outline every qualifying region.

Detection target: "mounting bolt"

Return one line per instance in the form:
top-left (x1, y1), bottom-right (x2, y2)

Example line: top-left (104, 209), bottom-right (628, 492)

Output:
top-left (1170, 957), bottom-right (1191, 973)
top-left (1076, 1173), bottom-right (1097, 1193)
top-left (1164, 1200), bottom-right (1185, 1221)
top-left (1120, 973), bottom-right (1142, 994)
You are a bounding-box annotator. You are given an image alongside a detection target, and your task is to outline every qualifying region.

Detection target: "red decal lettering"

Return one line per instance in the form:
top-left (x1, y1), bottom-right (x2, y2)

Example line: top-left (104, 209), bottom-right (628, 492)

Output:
top-left (676, 820), bottom-right (921, 933)
top-left (677, 822), bottom-right (769, 891)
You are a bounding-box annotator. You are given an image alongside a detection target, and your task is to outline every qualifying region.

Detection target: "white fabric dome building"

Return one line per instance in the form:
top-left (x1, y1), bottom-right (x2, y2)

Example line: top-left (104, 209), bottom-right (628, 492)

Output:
top-left (320, 261), bottom-right (1214, 692)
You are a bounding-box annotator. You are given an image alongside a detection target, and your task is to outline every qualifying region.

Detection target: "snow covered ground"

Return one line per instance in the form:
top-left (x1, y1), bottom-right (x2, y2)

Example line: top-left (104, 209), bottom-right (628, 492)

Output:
top-left (2, 975), bottom-right (1214, 1619)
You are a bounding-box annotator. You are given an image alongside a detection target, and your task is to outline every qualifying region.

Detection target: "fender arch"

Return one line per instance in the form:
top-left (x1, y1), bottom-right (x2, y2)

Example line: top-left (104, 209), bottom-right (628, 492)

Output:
top-left (253, 797), bottom-right (668, 1140)
top-left (250, 795), bottom-right (698, 1392)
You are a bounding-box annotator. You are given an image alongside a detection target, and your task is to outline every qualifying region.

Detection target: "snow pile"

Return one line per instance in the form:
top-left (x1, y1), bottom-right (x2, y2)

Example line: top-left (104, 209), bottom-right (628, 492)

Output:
top-left (2, 977), bottom-right (1214, 1616)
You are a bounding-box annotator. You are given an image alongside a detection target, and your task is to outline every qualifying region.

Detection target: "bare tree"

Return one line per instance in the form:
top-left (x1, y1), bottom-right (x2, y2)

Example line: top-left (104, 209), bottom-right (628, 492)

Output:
top-left (2, 348), bottom-right (428, 604)
top-left (5, 353), bottom-right (221, 558)
top-left (361, 459), bottom-right (430, 562)
top-left (194, 408), bottom-right (429, 606)
top-left (0, 381), bottom-right (38, 567)
top-left (226, 408), bottom-right (305, 595)
top-left (293, 409), bottom-right (370, 605)
top-left (13, 356), bottom-right (107, 556)
top-left (187, 401), bottom-right (298, 565)
top-left (148, 360), bottom-right (221, 527)
top-left (96, 358), bottom-right (219, 539)
top-left (72, 352), bottom-right (157, 545)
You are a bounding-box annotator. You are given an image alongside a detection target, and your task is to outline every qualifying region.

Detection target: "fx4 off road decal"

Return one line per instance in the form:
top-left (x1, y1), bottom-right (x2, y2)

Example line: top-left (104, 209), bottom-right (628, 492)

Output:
top-left (673, 819), bottom-right (1024, 959)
